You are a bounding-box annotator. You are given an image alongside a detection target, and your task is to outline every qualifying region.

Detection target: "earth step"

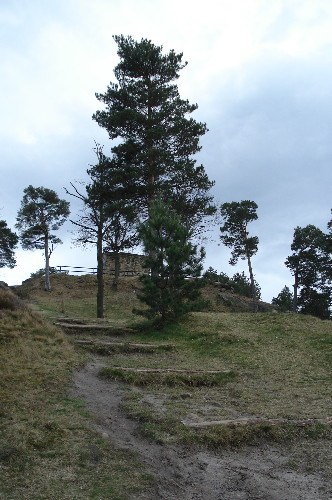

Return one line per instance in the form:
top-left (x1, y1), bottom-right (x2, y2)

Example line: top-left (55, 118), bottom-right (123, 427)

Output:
top-left (54, 318), bottom-right (113, 325)
top-left (182, 416), bottom-right (332, 428)
top-left (111, 367), bottom-right (231, 374)
top-left (49, 317), bottom-right (72, 321)
top-left (74, 340), bottom-right (175, 348)
top-left (54, 322), bottom-right (134, 334)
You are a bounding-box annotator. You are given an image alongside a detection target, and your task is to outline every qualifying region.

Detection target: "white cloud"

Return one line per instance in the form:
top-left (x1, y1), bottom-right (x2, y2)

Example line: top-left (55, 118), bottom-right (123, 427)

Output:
top-left (15, 129), bottom-right (37, 145)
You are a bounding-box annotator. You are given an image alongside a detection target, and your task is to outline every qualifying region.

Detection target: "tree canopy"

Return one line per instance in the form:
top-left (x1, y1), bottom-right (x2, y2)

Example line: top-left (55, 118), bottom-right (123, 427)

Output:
top-left (16, 185), bottom-right (70, 291)
top-left (272, 285), bottom-right (293, 312)
top-left (220, 200), bottom-right (259, 310)
top-left (285, 224), bottom-right (331, 319)
top-left (0, 220), bottom-right (18, 269)
top-left (93, 35), bottom-right (215, 233)
top-left (220, 201), bottom-right (259, 265)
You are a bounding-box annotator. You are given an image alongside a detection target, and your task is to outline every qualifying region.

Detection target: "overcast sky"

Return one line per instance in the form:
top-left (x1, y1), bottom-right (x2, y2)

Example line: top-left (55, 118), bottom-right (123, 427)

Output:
top-left (0, 0), bottom-right (331, 302)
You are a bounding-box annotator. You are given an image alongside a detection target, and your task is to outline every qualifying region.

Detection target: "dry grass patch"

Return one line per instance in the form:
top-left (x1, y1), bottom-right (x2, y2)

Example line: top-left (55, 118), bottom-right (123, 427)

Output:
top-left (18, 274), bottom-right (141, 324)
top-left (0, 287), bottom-right (23, 310)
top-left (0, 306), bottom-right (152, 499)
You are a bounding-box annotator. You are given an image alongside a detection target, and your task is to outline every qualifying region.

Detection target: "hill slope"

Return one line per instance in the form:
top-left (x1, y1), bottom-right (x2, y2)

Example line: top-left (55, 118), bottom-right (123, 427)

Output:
top-left (16, 273), bottom-right (275, 319)
top-left (2, 279), bottom-right (331, 499)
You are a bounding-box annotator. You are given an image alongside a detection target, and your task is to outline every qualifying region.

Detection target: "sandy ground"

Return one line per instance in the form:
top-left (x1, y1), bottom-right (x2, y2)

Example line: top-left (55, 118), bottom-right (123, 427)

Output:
top-left (69, 357), bottom-right (332, 500)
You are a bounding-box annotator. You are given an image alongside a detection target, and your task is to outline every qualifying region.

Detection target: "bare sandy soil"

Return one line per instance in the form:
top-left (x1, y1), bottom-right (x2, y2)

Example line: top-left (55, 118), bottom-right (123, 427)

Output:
top-left (69, 356), bottom-right (332, 500)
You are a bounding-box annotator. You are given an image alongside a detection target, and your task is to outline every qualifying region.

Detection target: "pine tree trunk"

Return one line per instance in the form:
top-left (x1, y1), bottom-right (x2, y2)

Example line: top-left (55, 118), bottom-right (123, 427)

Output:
top-left (146, 83), bottom-right (159, 278)
top-left (96, 225), bottom-right (104, 318)
top-left (293, 266), bottom-right (299, 312)
top-left (44, 232), bottom-right (51, 291)
top-left (246, 253), bottom-right (257, 312)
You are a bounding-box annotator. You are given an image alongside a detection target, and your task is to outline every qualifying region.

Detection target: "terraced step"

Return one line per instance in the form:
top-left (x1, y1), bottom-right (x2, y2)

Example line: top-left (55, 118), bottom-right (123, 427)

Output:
top-left (73, 340), bottom-right (175, 354)
top-left (55, 322), bottom-right (134, 335)
top-left (182, 416), bottom-right (332, 428)
top-left (109, 367), bottom-right (231, 374)
top-left (100, 365), bottom-right (236, 387)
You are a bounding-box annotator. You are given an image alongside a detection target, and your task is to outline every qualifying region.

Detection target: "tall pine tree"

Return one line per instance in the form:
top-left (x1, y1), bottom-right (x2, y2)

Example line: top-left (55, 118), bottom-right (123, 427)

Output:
top-left (285, 224), bottom-right (331, 319)
top-left (93, 35), bottom-right (215, 232)
top-left (0, 220), bottom-right (18, 269)
top-left (16, 186), bottom-right (70, 291)
top-left (220, 201), bottom-right (259, 311)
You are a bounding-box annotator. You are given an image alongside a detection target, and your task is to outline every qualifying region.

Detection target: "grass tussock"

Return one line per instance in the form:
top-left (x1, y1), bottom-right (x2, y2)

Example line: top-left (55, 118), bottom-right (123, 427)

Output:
top-left (99, 366), bottom-right (236, 387)
top-left (0, 287), bottom-right (23, 310)
top-left (0, 306), bottom-right (152, 499)
top-left (179, 421), bottom-right (331, 448)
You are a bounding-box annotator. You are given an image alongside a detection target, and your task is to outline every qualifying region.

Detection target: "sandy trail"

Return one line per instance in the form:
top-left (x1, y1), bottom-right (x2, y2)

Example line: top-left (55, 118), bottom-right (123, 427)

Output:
top-left (69, 357), bottom-right (331, 500)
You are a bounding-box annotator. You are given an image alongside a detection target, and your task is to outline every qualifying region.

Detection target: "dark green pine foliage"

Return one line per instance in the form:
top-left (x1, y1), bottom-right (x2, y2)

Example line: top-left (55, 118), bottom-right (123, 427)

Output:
top-left (272, 285), bottom-right (294, 312)
top-left (203, 267), bottom-right (233, 290)
top-left (0, 220), bottom-right (18, 269)
top-left (93, 35), bottom-right (215, 232)
top-left (231, 272), bottom-right (261, 300)
top-left (285, 224), bottom-right (331, 319)
top-left (220, 201), bottom-right (259, 311)
top-left (203, 268), bottom-right (261, 299)
top-left (16, 186), bottom-right (70, 291)
top-left (135, 199), bottom-right (206, 324)
top-left (299, 288), bottom-right (331, 319)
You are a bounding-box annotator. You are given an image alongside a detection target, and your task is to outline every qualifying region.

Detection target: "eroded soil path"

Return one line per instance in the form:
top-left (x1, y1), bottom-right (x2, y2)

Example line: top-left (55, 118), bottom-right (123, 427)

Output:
top-left (69, 356), bottom-right (332, 500)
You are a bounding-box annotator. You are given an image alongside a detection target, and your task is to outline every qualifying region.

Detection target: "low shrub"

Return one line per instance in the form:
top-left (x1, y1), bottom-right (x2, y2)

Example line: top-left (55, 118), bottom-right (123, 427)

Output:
top-left (0, 288), bottom-right (22, 310)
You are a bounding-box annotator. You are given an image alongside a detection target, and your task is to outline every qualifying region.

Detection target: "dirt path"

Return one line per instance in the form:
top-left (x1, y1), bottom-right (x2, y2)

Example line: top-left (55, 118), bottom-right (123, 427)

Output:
top-left (69, 357), bottom-right (332, 500)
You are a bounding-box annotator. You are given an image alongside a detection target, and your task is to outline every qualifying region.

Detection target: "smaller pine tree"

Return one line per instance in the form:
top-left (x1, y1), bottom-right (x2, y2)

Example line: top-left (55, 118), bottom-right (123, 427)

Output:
top-left (135, 199), bottom-right (206, 324)
top-left (272, 286), bottom-right (293, 312)
top-left (298, 288), bottom-right (331, 320)
top-left (231, 272), bottom-right (261, 300)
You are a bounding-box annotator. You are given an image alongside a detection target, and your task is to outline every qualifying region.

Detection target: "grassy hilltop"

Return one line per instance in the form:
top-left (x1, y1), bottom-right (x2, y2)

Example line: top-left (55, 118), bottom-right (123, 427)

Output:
top-left (17, 273), bottom-right (274, 320)
top-left (1, 276), bottom-right (331, 499)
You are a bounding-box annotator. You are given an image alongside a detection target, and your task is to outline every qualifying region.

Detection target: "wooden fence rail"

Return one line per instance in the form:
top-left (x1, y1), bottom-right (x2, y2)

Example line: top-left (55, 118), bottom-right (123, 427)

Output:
top-left (55, 266), bottom-right (140, 276)
top-left (55, 265), bottom-right (97, 274)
